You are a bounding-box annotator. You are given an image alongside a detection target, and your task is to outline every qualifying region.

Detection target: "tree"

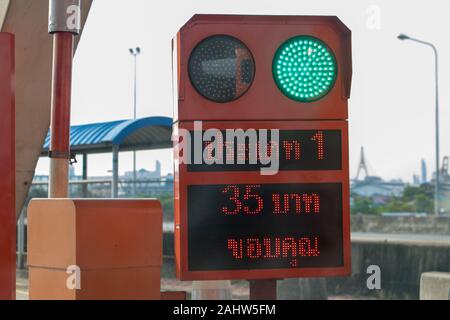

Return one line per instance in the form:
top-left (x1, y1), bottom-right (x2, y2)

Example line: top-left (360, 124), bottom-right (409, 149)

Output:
top-left (351, 195), bottom-right (379, 215)
top-left (351, 184), bottom-right (435, 215)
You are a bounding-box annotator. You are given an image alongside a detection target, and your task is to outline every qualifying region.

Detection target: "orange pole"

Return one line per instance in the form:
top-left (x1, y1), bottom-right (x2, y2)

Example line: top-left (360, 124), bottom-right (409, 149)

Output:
top-left (48, 32), bottom-right (74, 198)
top-left (0, 33), bottom-right (16, 300)
top-left (48, 0), bottom-right (80, 198)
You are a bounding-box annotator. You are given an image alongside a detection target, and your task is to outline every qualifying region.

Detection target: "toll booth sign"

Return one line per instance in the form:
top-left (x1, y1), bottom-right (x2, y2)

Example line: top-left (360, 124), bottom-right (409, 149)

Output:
top-left (188, 183), bottom-right (343, 271)
top-left (173, 15), bottom-right (352, 281)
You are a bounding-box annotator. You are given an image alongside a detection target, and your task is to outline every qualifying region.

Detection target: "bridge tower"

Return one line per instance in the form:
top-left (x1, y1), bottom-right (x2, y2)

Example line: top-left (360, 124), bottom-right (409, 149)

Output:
top-left (355, 147), bottom-right (369, 180)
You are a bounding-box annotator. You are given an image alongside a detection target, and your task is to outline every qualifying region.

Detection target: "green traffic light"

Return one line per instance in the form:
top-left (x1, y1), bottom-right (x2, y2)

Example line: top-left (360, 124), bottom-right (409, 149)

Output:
top-left (272, 35), bottom-right (337, 102)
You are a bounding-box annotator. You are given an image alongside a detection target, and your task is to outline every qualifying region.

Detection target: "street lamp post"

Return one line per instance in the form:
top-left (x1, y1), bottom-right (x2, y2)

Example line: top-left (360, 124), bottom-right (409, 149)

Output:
top-left (398, 33), bottom-right (440, 216)
top-left (129, 47), bottom-right (140, 197)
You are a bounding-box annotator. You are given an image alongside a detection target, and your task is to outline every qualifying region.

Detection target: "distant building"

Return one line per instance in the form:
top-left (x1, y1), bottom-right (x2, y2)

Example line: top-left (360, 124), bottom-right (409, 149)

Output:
top-left (33, 175), bottom-right (48, 182)
top-left (163, 173), bottom-right (174, 181)
top-left (351, 176), bottom-right (405, 198)
top-left (31, 159), bottom-right (171, 197)
top-left (124, 160), bottom-right (162, 180)
top-left (421, 159), bottom-right (427, 184)
top-left (69, 165), bottom-right (78, 180)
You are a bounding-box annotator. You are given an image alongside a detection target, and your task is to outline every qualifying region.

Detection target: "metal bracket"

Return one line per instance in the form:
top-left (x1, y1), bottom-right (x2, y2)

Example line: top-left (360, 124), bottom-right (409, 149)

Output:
top-left (48, 150), bottom-right (70, 159)
top-left (48, 151), bottom-right (77, 166)
top-left (48, 0), bottom-right (81, 35)
top-left (69, 153), bottom-right (77, 165)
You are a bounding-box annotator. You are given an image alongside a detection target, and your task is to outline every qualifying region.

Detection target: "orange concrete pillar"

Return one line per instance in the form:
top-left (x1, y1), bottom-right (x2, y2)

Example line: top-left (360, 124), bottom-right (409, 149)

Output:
top-left (27, 199), bottom-right (162, 300)
top-left (0, 32), bottom-right (15, 300)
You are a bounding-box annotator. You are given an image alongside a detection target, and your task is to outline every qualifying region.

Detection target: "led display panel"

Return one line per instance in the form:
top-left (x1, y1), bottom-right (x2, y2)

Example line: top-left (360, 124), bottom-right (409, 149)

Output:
top-left (188, 183), bottom-right (343, 271)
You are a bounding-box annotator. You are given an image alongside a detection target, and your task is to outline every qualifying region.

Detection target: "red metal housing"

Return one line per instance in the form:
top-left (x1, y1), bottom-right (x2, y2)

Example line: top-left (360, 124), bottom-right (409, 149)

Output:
top-left (0, 33), bottom-right (16, 300)
top-left (173, 14), bottom-right (352, 281)
top-left (174, 121), bottom-right (350, 280)
top-left (173, 15), bottom-right (352, 121)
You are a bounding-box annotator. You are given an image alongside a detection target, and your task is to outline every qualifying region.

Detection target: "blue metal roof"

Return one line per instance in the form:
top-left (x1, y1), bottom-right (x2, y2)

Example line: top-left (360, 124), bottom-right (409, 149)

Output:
top-left (42, 116), bottom-right (173, 155)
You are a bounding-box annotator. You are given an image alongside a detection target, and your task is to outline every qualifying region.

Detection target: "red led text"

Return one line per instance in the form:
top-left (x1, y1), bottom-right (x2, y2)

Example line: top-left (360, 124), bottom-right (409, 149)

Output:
top-left (227, 236), bottom-right (320, 262)
top-left (222, 185), bottom-right (321, 215)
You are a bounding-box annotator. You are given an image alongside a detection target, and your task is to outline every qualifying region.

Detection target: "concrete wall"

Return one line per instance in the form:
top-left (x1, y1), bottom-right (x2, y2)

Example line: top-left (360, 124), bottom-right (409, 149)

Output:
top-left (0, 0), bottom-right (10, 29)
top-left (420, 272), bottom-right (450, 300)
top-left (326, 239), bottom-right (450, 299)
top-left (351, 215), bottom-right (450, 235)
top-left (162, 231), bottom-right (450, 299)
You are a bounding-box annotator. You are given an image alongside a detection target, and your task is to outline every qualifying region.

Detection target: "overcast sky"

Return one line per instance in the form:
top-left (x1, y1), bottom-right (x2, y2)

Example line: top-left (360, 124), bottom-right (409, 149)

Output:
top-left (34, 0), bottom-right (450, 182)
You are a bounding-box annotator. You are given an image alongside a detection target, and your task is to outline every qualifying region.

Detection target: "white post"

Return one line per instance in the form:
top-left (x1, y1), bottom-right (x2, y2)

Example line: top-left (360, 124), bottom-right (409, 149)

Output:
top-left (191, 281), bottom-right (232, 300)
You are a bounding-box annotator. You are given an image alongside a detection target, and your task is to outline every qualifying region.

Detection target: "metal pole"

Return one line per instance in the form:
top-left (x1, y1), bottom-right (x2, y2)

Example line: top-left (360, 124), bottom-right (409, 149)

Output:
top-left (112, 145), bottom-right (119, 198)
top-left (48, 32), bottom-right (73, 198)
top-left (82, 153), bottom-right (88, 197)
top-left (249, 279), bottom-right (277, 300)
top-left (48, 0), bottom-right (80, 198)
top-left (415, 40), bottom-right (439, 216)
top-left (399, 35), bottom-right (440, 215)
top-left (17, 209), bottom-right (25, 270)
top-left (433, 47), bottom-right (440, 216)
top-left (133, 53), bottom-right (137, 197)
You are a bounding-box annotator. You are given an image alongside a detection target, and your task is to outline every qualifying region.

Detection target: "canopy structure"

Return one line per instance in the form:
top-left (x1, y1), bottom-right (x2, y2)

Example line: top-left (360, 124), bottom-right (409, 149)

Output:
top-left (42, 116), bottom-right (173, 155)
top-left (41, 116), bottom-right (173, 197)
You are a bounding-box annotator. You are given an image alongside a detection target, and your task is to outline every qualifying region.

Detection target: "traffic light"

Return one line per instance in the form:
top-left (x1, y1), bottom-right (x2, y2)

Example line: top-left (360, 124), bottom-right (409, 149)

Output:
top-left (272, 35), bottom-right (338, 102)
top-left (173, 14), bottom-right (352, 281)
top-left (173, 14), bottom-right (351, 121)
